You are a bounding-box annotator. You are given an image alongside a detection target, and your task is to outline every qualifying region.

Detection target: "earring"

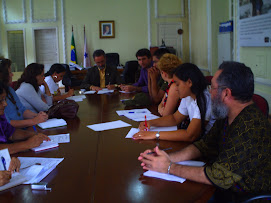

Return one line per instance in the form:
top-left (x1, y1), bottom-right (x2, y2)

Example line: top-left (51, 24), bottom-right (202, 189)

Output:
top-left (53, 75), bottom-right (57, 78)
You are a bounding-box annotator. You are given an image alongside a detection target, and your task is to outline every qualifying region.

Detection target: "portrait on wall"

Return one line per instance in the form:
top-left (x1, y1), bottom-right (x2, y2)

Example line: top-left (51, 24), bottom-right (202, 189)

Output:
top-left (99, 21), bottom-right (115, 38)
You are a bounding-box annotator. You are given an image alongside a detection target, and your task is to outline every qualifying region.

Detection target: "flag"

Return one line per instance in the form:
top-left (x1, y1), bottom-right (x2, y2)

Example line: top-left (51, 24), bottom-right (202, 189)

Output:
top-left (83, 31), bottom-right (91, 68)
top-left (71, 31), bottom-right (77, 64)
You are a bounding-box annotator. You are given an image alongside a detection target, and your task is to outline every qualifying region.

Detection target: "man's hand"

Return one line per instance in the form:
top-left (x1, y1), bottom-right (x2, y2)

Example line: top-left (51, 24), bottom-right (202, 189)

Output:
top-left (122, 85), bottom-right (136, 92)
top-left (91, 86), bottom-right (102, 91)
top-left (0, 171), bottom-right (11, 186)
top-left (26, 133), bottom-right (51, 148)
top-left (8, 157), bottom-right (21, 173)
top-left (106, 85), bottom-right (116, 90)
top-left (138, 146), bottom-right (171, 173)
top-left (67, 89), bottom-right (74, 97)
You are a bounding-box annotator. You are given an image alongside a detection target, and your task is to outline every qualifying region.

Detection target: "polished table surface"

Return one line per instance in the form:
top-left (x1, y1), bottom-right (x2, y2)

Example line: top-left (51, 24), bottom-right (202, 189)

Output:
top-left (0, 91), bottom-right (215, 203)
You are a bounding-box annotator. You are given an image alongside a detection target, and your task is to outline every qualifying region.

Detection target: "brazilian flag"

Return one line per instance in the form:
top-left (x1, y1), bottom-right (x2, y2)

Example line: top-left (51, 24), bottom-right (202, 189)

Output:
top-left (71, 32), bottom-right (77, 64)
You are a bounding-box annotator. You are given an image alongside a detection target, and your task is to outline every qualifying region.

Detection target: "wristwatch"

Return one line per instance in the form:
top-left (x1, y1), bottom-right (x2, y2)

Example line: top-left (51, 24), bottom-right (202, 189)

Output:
top-left (156, 131), bottom-right (160, 140)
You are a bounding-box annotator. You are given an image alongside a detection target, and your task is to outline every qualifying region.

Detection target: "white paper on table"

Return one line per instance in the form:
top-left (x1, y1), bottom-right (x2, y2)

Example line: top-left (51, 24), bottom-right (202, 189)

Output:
top-left (97, 90), bottom-right (114, 94)
top-left (37, 118), bottom-right (67, 129)
top-left (125, 113), bottom-right (159, 121)
top-left (84, 90), bottom-right (96, 94)
top-left (0, 149), bottom-right (11, 170)
top-left (48, 133), bottom-right (70, 143)
top-left (87, 120), bottom-right (131, 131)
top-left (143, 161), bottom-right (205, 183)
top-left (18, 157), bottom-right (64, 184)
top-left (116, 108), bottom-right (151, 116)
top-left (67, 95), bottom-right (86, 102)
top-left (119, 90), bottom-right (135, 93)
top-left (125, 126), bottom-right (178, 138)
top-left (31, 141), bottom-right (59, 152)
top-left (120, 99), bottom-right (130, 102)
top-left (0, 172), bottom-right (27, 191)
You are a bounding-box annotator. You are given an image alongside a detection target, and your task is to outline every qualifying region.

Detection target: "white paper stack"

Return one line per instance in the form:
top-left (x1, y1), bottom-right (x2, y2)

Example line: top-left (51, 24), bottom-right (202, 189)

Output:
top-left (37, 118), bottom-right (67, 129)
top-left (116, 108), bottom-right (151, 116)
top-left (0, 173), bottom-right (27, 191)
top-left (125, 126), bottom-right (178, 138)
top-left (31, 141), bottom-right (59, 152)
top-left (143, 161), bottom-right (205, 183)
top-left (19, 157), bottom-right (64, 184)
top-left (97, 89), bottom-right (114, 94)
top-left (48, 133), bottom-right (70, 143)
top-left (87, 120), bottom-right (131, 131)
top-left (66, 95), bottom-right (86, 102)
top-left (84, 90), bottom-right (96, 94)
top-left (124, 113), bottom-right (159, 122)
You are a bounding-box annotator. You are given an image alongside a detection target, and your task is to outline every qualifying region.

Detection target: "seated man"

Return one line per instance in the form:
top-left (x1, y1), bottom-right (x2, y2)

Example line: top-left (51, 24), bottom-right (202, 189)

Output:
top-left (121, 48), bottom-right (152, 93)
top-left (80, 49), bottom-right (121, 91)
top-left (0, 82), bottom-right (50, 154)
top-left (148, 48), bottom-right (170, 104)
top-left (138, 61), bottom-right (271, 202)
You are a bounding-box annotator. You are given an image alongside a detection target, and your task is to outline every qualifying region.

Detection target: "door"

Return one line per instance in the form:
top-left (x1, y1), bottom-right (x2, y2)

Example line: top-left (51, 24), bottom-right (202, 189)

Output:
top-left (34, 28), bottom-right (59, 72)
top-left (157, 23), bottom-right (183, 58)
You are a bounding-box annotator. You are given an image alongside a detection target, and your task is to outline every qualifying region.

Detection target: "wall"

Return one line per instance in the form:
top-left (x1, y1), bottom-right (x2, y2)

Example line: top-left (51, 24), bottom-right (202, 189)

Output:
top-left (0, 0), bottom-right (149, 68)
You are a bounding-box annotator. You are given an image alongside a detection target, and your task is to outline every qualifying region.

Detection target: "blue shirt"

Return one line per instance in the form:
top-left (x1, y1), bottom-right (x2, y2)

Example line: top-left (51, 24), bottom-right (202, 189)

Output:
top-left (4, 87), bottom-right (26, 123)
top-left (133, 67), bottom-right (150, 93)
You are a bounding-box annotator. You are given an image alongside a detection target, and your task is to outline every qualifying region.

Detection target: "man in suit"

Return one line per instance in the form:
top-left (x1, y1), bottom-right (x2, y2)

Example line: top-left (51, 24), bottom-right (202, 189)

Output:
top-left (80, 49), bottom-right (120, 91)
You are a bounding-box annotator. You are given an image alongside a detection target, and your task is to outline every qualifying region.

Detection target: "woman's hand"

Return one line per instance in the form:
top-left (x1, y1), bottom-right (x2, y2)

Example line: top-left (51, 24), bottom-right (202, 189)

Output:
top-left (133, 131), bottom-right (156, 140)
top-left (8, 157), bottom-right (21, 173)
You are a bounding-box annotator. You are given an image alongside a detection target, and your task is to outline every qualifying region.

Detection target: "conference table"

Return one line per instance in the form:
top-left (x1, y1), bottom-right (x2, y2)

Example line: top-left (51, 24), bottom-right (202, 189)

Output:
top-left (0, 91), bottom-right (215, 203)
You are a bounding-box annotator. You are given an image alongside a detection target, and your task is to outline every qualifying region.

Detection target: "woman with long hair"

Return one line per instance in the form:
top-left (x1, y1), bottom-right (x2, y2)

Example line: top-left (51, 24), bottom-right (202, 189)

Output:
top-left (16, 63), bottom-right (53, 113)
top-left (133, 63), bottom-right (214, 142)
top-left (40, 63), bottom-right (74, 102)
top-left (157, 53), bottom-right (182, 116)
top-left (0, 58), bottom-right (48, 128)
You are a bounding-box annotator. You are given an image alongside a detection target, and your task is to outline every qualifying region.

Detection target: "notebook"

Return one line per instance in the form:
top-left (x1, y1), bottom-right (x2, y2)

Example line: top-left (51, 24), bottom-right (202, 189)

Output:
top-left (31, 141), bottom-right (59, 152)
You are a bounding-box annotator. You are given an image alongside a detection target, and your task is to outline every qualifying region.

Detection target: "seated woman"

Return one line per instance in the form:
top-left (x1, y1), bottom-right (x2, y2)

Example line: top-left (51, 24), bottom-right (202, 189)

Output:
top-left (16, 63), bottom-right (53, 113)
top-left (0, 81), bottom-right (50, 154)
top-left (0, 157), bottom-right (20, 186)
top-left (40, 63), bottom-right (74, 102)
top-left (157, 54), bottom-right (182, 116)
top-left (133, 63), bottom-right (214, 142)
top-left (0, 58), bottom-right (48, 128)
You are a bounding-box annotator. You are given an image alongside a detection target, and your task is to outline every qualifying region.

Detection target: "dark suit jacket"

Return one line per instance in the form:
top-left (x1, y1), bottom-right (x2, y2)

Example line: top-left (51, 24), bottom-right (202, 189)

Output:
top-left (80, 65), bottom-right (121, 90)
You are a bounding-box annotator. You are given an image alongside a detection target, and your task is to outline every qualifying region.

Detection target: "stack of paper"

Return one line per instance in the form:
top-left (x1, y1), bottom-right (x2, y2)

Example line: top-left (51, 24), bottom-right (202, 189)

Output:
top-left (0, 173), bottom-right (27, 191)
top-left (19, 157), bottom-right (64, 184)
top-left (125, 126), bottom-right (178, 138)
top-left (67, 95), bottom-right (86, 102)
top-left (143, 161), bottom-right (205, 183)
top-left (116, 108), bottom-right (151, 116)
top-left (37, 118), bottom-right (67, 129)
top-left (87, 120), bottom-right (131, 131)
top-left (124, 113), bottom-right (159, 122)
top-left (97, 89), bottom-right (114, 94)
top-left (48, 133), bottom-right (70, 143)
top-left (31, 141), bottom-right (59, 152)
top-left (84, 90), bottom-right (96, 94)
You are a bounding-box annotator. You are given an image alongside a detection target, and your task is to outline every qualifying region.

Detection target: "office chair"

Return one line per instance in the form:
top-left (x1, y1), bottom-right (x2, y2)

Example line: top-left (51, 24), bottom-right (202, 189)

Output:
top-left (105, 53), bottom-right (120, 70)
top-left (122, 60), bottom-right (139, 84)
top-left (62, 64), bottom-right (82, 91)
top-left (252, 94), bottom-right (269, 118)
top-left (205, 76), bottom-right (213, 85)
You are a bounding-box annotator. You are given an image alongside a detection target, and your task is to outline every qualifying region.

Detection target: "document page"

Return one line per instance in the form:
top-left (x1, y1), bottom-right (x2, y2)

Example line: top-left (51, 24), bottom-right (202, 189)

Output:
top-left (87, 120), bottom-right (131, 131)
top-left (48, 133), bottom-right (70, 143)
top-left (125, 126), bottom-right (178, 138)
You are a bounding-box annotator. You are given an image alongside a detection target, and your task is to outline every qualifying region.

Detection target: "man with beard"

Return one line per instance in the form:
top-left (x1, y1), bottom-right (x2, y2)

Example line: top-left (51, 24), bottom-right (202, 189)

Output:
top-left (80, 49), bottom-right (120, 91)
top-left (138, 61), bottom-right (271, 202)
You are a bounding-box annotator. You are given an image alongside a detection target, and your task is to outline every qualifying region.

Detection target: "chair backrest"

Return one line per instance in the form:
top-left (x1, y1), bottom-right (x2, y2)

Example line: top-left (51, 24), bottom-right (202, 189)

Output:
top-left (106, 53), bottom-right (120, 69)
top-left (123, 60), bottom-right (139, 84)
top-left (252, 94), bottom-right (269, 118)
top-left (205, 76), bottom-right (213, 85)
top-left (10, 81), bottom-right (18, 90)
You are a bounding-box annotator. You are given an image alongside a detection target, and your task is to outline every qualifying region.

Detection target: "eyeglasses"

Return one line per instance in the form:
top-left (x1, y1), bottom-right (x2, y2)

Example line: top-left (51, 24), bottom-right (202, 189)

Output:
top-left (209, 85), bottom-right (228, 92)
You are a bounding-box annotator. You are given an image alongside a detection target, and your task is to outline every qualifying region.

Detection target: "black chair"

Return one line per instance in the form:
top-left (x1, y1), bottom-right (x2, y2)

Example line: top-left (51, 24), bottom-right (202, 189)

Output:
top-left (62, 64), bottom-right (82, 91)
top-left (106, 53), bottom-right (120, 69)
top-left (122, 60), bottom-right (139, 84)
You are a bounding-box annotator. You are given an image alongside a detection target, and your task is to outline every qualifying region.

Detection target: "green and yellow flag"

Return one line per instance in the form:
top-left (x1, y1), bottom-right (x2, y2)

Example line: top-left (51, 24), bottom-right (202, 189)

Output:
top-left (71, 31), bottom-right (77, 64)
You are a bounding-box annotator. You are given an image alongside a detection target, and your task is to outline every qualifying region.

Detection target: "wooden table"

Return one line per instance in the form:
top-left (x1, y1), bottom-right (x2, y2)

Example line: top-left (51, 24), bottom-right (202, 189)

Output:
top-left (0, 92), bottom-right (215, 203)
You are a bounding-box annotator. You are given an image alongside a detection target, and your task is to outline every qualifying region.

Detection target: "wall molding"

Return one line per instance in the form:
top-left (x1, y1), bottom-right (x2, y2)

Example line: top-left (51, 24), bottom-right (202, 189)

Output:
top-left (61, 0), bottom-right (66, 63)
top-left (154, 0), bottom-right (184, 18)
top-left (147, 0), bottom-right (151, 47)
top-left (30, 0), bottom-right (57, 23)
top-left (207, 0), bottom-right (212, 74)
top-left (2, 0), bottom-right (26, 24)
top-left (188, 0), bottom-right (192, 62)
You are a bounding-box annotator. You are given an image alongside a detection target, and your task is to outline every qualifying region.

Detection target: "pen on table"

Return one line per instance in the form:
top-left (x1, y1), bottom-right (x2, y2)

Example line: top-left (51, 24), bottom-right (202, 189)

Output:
top-left (144, 115), bottom-right (148, 131)
top-left (1, 156), bottom-right (7, 170)
top-left (33, 125), bottom-right (37, 134)
top-left (147, 147), bottom-right (172, 155)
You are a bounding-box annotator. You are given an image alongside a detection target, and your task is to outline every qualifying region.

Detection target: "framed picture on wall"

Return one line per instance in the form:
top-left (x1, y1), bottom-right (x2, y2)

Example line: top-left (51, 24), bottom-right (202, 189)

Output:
top-left (99, 21), bottom-right (115, 39)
